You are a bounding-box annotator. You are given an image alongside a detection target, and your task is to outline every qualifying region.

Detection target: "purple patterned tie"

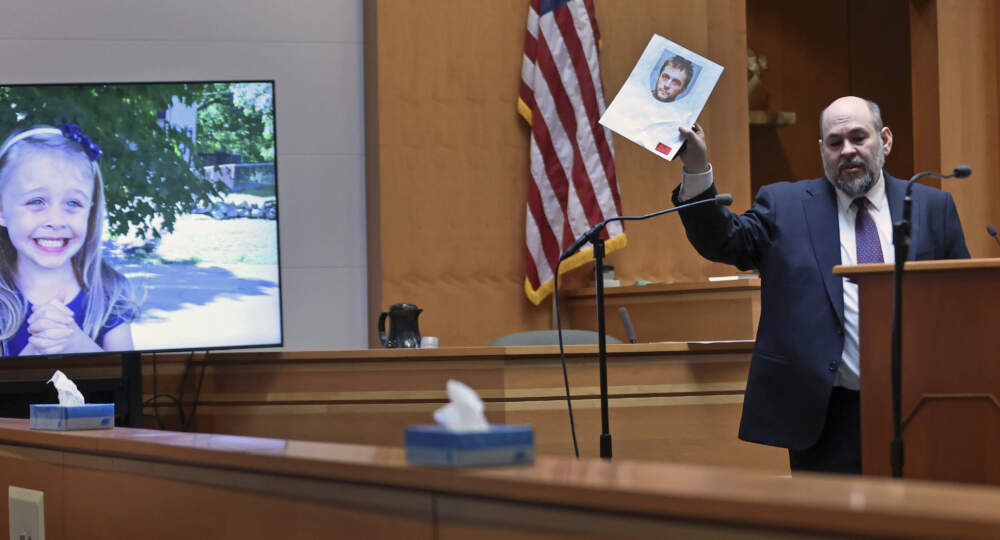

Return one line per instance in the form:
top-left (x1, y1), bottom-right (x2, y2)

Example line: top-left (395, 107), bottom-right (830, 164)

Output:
top-left (854, 198), bottom-right (884, 263)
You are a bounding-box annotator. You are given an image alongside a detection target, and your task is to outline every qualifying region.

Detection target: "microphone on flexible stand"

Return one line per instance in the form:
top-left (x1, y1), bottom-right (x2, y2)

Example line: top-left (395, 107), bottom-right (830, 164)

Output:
top-left (556, 192), bottom-right (733, 459)
top-left (559, 193), bottom-right (734, 261)
top-left (890, 164), bottom-right (971, 479)
top-left (987, 225), bottom-right (1000, 249)
top-left (900, 165), bottom-right (972, 239)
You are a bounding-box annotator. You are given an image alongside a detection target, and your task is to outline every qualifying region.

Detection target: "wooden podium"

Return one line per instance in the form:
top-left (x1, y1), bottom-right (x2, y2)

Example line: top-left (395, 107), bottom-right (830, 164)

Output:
top-left (835, 259), bottom-right (1000, 485)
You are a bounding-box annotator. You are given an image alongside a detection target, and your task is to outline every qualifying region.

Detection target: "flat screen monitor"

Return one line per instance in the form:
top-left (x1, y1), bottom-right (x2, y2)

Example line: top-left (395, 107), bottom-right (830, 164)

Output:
top-left (0, 80), bottom-right (282, 358)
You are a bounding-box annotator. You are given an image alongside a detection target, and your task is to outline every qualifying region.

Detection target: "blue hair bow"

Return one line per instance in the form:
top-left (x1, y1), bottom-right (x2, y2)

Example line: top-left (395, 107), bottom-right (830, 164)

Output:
top-left (60, 123), bottom-right (103, 161)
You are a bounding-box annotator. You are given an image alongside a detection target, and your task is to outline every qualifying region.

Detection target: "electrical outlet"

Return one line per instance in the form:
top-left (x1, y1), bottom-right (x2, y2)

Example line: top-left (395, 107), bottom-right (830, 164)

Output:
top-left (8, 486), bottom-right (45, 540)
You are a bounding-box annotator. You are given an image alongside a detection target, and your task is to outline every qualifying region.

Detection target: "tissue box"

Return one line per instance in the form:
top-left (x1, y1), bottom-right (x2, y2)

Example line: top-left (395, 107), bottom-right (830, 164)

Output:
top-left (405, 424), bottom-right (534, 467)
top-left (29, 403), bottom-right (115, 431)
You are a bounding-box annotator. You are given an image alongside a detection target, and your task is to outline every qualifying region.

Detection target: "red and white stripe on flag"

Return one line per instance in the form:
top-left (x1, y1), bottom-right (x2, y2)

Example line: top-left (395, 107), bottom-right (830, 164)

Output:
top-left (518, 0), bottom-right (624, 306)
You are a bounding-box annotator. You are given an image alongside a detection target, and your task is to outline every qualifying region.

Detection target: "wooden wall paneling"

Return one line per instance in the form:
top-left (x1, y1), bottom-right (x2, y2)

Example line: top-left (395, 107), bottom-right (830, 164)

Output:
top-left (370, 0), bottom-right (547, 348)
top-left (847, 0), bottom-right (914, 178)
top-left (7, 420), bottom-right (1000, 539)
top-left (435, 495), bottom-right (825, 540)
top-left (563, 280), bottom-right (761, 343)
top-left (595, 0), bottom-right (751, 288)
top-left (1, 446), bottom-right (66, 540)
top-left (0, 442), bottom-right (435, 540)
top-left (934, 0), bottom-right (1000, 258)
top-left (499, 350), bottom-right (784, 470)
top-left (62, 466), bottom-right (432, 540)
top-left (746, 0), bottom-right (851, 196)
top-left (747, 0), bottom-right (913, 194)
top-left (910, 0), bottom-right (1000, 258)
top-left (67, 348), bottom-right (786, 472)
top-left (368, 1), bottom-right (753, 347)
top-left (908, 0), bottom-right (943, 178)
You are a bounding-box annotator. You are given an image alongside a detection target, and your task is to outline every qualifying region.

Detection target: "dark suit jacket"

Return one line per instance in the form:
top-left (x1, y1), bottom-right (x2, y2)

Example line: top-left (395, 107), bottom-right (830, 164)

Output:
top-left (672, 173), bottom-right (969, 450)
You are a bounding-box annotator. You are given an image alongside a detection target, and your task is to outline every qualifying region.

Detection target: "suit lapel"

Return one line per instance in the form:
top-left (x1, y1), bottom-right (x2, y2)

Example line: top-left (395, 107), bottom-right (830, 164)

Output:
top-left (884, 174), bottom-right (914, 260)
top-left (802, 179), bottom-right (845, 324)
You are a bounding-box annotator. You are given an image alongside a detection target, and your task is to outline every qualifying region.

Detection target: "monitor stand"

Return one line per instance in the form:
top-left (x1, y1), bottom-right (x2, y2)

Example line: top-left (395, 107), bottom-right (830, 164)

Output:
top-left (121, 351), bottom-right (142, 427)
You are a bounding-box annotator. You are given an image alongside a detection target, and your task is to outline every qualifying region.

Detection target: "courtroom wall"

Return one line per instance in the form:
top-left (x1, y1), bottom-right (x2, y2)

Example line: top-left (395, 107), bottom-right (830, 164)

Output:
top-left (925, 0), bottom-right (1000, 258)
top-left (367, 0), bottom-right (750, 347)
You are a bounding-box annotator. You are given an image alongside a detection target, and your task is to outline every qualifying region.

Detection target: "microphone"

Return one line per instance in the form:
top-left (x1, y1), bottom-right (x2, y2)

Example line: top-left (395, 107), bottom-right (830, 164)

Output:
top-left (987, 225), bottom-right (1000, 249)
top-left (901, 165), bottom-right (972, 235)
top-left (559, 193), bottom-right (734, 261)
top-left (889, 164), bottom-right (971, 478)
top-left (905, 165), bottom-right (972, 194)
top-left (618, 307), bottom-right (638, 343)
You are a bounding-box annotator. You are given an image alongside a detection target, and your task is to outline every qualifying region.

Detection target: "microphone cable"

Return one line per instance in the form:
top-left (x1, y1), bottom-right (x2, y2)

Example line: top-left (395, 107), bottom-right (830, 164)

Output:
top-left (551, 265), bottom-right (581, 458)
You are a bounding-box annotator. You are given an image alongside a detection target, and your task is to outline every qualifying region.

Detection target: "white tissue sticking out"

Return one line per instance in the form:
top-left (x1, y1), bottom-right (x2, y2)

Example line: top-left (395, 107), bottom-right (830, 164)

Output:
top-left (433, 379), bottom-right (489, 432)
top-left (47, 370), bottom-right (85, 407)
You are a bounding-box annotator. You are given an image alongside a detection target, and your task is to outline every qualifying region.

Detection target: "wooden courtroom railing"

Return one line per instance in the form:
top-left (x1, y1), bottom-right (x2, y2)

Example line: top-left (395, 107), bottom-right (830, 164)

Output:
top-left (0, 343), bottom-right (785, 472)
top-left (3, 418), bottom-right (1000, 539)
top-left (563, 279), bottom-right (761, 343)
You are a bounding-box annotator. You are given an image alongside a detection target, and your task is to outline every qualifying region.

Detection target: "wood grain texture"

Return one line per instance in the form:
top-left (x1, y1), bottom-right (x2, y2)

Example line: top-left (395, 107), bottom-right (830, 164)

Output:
top-left (366, 1), bottom-right (751, 347)
top-left (563, 279), bottom-right (760, 342)
top-left (747, 0), bottom-right (913, 199)
top-left (364, 0), bottom-right (999, 348)
top-left (838, 260), bottom-right (1000, 485)
top-left (934, 0), bottom-right (1000, 259)
top-left (4, 420), bottom-right (1000, 539)
top-left (0, 345), bottom-right (785, 471)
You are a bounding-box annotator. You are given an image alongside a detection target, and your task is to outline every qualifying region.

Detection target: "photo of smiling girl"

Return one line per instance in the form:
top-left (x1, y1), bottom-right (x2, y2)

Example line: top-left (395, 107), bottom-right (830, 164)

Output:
top-left (0, 124), bottom-right (140, 356)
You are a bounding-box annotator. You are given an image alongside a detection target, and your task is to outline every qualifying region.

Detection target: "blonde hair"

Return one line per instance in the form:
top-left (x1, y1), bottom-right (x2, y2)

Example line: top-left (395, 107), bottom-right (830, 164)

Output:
top-left (0, 125), bottom-right (140, 344)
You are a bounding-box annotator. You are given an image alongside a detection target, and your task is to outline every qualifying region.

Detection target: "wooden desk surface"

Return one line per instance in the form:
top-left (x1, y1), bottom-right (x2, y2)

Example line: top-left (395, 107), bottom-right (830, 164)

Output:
top-left (2, 418), bottom-right (1000, 539)
top-left (0, 341), bottom-right (755, 372)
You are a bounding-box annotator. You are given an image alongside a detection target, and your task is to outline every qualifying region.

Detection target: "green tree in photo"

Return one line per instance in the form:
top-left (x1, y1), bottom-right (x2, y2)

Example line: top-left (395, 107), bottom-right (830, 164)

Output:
top-left (0, 82), bottom-right (275, 240)
top-left (197, 82), bottom-right (274, 163)
top-left (0, 83), bottom-right (221, 239)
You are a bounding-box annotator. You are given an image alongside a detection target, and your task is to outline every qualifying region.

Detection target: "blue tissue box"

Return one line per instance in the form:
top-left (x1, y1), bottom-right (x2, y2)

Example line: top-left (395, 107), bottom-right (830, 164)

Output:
top-left (405, 424), bottom-right (534, 467)
top-left (29, 403), bottom-right (115, 431)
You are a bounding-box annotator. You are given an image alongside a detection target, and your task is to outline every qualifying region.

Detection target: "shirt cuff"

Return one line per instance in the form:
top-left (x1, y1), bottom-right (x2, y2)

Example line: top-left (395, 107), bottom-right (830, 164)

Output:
top-left (678, 164), bottom-right (714, 202)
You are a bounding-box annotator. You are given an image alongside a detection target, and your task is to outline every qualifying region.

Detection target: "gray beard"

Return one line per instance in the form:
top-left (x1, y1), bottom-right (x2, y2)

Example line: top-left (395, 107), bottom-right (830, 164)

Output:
top-left (825, 146), bottom-right (885, 198)
top-left (832, 170), bottom-right (877, 198)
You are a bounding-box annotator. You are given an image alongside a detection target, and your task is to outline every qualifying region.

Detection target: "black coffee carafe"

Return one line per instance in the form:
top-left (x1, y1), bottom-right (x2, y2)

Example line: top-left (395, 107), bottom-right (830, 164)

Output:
top-left (378, 303), bottom-right (422, 348)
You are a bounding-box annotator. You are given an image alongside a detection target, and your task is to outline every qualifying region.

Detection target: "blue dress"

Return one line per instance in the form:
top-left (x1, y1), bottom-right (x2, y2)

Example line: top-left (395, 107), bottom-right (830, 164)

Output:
top-left (4, 291), bottom-right (126, 356)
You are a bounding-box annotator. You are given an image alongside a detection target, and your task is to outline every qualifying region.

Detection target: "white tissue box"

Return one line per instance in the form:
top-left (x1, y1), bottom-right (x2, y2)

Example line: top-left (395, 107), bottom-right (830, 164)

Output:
top-left (29, 403), bottom-right (115, 430)
top-left (405, 424), bottom-right (534, 467)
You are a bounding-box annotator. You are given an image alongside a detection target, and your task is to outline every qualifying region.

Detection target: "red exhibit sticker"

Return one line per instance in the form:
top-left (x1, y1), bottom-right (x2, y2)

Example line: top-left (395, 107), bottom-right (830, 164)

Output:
top-left (655, 143), bottom-right (672, 155)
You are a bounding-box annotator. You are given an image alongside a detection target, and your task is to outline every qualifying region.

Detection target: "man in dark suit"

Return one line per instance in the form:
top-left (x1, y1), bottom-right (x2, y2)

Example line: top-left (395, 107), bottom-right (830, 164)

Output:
top-left (672, 96), bottom-right (969, 474)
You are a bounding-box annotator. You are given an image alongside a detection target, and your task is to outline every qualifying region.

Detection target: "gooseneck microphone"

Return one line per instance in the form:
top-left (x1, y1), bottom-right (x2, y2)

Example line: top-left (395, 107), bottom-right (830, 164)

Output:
top-left (890, 164), bottom-right (971, 479)
top-left (988, 225), bottom-right (1000, 249)
top-left (559, 193), bottom-right (734, 261)
top-left (903, 165), bottom-right (971, 218)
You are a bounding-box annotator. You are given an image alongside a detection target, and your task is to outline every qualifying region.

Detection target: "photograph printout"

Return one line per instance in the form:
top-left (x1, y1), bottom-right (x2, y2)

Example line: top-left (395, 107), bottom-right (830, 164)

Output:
top-left (599, 34), bottom-right (723, 161)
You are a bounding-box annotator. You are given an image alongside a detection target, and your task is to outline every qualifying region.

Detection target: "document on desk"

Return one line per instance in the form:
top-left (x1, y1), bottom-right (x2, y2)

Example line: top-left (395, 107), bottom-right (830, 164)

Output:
top-left (599, 34), bottom-right (723, 161)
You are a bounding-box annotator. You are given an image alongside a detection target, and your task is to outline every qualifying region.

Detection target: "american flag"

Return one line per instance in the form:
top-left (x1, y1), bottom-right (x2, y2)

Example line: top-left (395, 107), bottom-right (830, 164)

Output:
top-left (518, 0), bottom-right (624, 305)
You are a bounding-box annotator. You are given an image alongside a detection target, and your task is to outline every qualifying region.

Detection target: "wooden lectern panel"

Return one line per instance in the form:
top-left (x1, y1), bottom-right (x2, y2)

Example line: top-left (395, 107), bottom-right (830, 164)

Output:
top-left (836, 259), bottom-right (1000, 485)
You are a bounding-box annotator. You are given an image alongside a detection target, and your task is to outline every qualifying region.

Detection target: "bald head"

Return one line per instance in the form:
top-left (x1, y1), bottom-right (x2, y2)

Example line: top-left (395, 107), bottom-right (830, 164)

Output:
top-left (819, 96), bottom-right (883, 138)
top-left (818, 96), bottom-right (893, 197)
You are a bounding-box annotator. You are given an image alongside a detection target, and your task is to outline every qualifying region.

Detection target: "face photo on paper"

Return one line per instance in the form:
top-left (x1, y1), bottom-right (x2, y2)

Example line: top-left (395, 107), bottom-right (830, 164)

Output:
top-left (600, 34), bottom-right (724, 161)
